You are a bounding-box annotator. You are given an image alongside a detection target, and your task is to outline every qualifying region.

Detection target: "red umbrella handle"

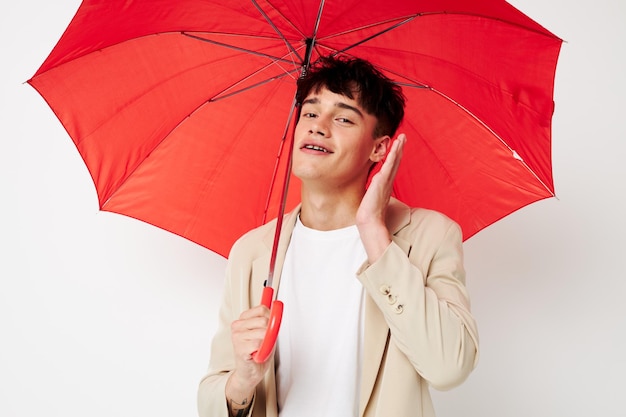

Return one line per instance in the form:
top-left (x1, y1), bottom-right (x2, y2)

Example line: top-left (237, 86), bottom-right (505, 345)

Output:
top-left (253, 286), bottom-right (283, 363)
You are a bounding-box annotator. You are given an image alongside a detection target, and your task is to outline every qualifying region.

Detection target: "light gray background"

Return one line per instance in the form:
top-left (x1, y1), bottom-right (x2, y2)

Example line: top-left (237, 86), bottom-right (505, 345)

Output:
top-left (2, 0), bottom-right (625, 416)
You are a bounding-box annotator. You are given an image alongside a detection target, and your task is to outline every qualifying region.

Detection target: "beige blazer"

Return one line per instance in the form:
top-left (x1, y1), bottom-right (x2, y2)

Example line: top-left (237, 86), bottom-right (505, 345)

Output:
top-left (198, 198), bottom-right (479, 417)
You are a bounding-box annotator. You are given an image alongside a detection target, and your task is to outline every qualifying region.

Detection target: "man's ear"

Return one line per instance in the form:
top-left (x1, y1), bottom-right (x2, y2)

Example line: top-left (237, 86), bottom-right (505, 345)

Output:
top-left (370, 135), bottom-right (391, 163)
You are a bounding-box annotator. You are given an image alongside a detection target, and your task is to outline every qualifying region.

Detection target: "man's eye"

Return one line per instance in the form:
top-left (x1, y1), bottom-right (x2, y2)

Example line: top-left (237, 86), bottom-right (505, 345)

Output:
top-left (302, 112), bottom-right (317, 118)
top-left (337, 117), bottom-right (353, 124)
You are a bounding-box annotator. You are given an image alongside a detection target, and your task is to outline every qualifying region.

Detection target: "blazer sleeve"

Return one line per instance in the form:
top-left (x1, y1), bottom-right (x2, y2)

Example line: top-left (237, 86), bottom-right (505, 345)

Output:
top-left (197, 258), bottom-right (237, 417)
top-left (197, 247), bottom-right (258, 417)
top-left (357, 212), bottom-right (479, 391)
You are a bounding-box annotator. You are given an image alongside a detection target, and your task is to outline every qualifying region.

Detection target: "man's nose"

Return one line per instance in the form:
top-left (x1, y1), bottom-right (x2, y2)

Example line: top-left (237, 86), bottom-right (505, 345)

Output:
top-left (309, 116), bottom-right (329, 137)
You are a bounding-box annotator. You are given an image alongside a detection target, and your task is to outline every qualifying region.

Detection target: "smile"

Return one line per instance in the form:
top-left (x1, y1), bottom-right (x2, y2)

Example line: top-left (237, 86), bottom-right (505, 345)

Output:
top-left (303, 144), bottom-right (332, 153)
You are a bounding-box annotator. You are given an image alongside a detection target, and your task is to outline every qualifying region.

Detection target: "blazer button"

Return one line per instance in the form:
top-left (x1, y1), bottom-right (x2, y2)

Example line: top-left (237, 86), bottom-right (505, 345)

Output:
top-left (394, 304), bottom-right (404, 314)
top-left (379, 285), bottom-right (391, 295)
top-left (387, 293), bottom-right (397, 305)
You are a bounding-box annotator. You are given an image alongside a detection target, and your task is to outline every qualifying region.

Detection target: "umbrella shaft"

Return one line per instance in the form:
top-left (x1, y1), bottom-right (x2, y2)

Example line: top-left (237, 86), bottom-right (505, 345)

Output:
top-left (266, 115), bottom-right (296, 288)
top-left (265, 38), bottom-right (316, 288)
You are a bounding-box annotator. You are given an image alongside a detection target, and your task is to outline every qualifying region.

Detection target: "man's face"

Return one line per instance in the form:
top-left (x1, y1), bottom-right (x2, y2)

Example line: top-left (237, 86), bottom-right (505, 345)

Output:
top-left (292, 87), bottom-right (388, 188)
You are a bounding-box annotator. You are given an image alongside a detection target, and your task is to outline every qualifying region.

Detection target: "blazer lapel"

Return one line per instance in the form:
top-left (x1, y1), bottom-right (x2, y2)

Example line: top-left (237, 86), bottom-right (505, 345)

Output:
top-left (253, 206), bottom-right (301, 417)
top-left (261, 205), bottom-right (301, 296)
top-left (251, 255), bottom-right (271, 306)
top-left (359, 294), bottom-right (389, 416)
top-left (249, 205), bottom-right (302, 306)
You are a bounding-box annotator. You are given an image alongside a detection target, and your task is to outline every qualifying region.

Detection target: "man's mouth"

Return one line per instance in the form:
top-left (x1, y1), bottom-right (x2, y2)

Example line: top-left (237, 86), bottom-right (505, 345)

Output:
top-left (303, 144), bottom-right (332, 153)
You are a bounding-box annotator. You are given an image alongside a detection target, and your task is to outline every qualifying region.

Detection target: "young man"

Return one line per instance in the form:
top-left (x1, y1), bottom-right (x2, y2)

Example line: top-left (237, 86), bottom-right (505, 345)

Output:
top-left (198, 57), bottom-right (479, 417)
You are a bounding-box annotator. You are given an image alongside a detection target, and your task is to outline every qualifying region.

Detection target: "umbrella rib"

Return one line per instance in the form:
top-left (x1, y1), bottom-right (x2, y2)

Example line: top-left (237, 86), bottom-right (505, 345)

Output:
top-left (259, 1), bottom-right (306, 39)
top-left (208, 67), bottom-right (299, 103)
top-left (312, 0), bottom-right (326, 38)
top-left (182, 32), bottom-right (294, 64)
top-left (431, 87), bottom-right (556, 197)
top-left (182, 30), bottom-right (308, 102)
top-left (317, 11), bottom-right (560, 61)
top-left (320, 11), bottom-right (560, 42)
top-left (313, 43), bottom-right (430, 90)
top-left (394, 81), bottom-right (429, 89)
top-left (326, 16), bottom-right (417, 55)
top-left (250, 0), bottom-right (303, 64)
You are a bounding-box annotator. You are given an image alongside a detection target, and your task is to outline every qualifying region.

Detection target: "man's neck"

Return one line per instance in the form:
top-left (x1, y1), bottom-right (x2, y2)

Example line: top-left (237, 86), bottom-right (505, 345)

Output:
top-left (298, 186), bottom-right (365, 231)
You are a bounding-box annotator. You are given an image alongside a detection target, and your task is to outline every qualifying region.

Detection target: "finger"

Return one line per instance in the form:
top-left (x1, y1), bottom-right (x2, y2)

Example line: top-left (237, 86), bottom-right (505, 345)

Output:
top-left (232, 328), bottom-right (270, 360)
top-left (233, 328), bottom-right (270, 347)
top-left (231, 316), bottom-right (270, 334)
top-left (389, 134), bottom-right (406, 163)
top-left (234, 338), bottom-right (267, 361)
top-left (238, 305), bottom-right (270, 320)
top-left (378, 134), bottom-right (405, 182)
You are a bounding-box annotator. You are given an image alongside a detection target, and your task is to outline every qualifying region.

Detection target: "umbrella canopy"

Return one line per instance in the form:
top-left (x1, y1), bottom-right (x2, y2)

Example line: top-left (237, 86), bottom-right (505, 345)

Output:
top-left (28, 0), bottom-right (562, 258)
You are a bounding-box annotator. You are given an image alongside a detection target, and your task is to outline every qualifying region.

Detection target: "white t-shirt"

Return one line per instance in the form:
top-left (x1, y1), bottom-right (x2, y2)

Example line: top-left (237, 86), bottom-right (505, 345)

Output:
top-left (276, 216), bottom-right (367, 417)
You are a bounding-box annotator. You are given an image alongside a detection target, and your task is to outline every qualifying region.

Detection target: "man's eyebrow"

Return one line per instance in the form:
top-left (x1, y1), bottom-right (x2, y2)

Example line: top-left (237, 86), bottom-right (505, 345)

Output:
top-left (301, 97), bottom-right (320, 106)
top-left (301, 97), bottom-right (364, 118)
top-left (335, 102), bottom-right (364, 118)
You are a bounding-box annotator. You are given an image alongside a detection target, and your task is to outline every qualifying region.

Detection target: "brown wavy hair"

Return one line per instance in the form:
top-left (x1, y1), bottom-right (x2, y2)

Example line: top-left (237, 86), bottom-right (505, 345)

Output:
top-left (296, 56), bottom-right (406, 138)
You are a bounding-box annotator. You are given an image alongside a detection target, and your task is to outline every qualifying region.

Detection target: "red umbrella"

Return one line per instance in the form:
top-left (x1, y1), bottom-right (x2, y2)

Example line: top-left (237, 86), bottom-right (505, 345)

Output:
top-left (28, 0), bottom-right (562, 364)
top-left (28, 0), bottom-right (561, 264)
